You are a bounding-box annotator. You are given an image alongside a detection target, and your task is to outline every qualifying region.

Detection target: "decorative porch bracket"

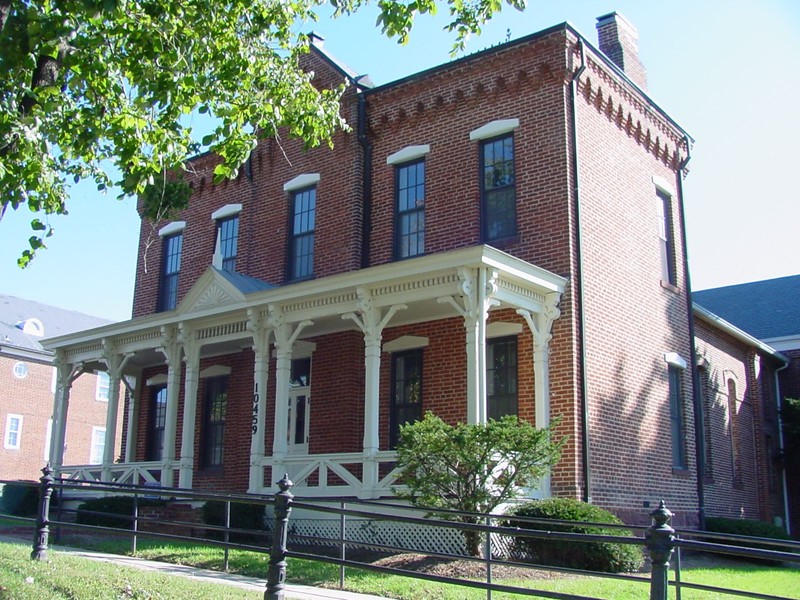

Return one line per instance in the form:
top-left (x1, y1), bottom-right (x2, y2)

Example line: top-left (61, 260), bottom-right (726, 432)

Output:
top-left (343, 287), bottom-right (406, 497)
top-left (269, 304), bottom-right (313, 487)
top-left (437, 266), bottom-right (499, 424)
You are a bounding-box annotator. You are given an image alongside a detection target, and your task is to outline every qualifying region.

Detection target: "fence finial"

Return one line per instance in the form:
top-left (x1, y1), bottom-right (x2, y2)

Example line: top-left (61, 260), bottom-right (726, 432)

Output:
top-left (31, 464), bottom-right (55, 561)
top-left (266, 474), bottom-right (294, 599)
top-left (645, 500), bottom-right (676, 600)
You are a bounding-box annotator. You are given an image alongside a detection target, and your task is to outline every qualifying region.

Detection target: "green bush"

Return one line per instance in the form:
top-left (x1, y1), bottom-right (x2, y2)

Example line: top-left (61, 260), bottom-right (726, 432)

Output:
top-left (705, 517), bottom-right (791, 564)
top-left (201, 500), bottom-right (266, 543)
top-left (76, 496), bottom-right (166, 529)
top-left (506, 498), bottom-right (644, 573)
top-left (1, 482), bottom-right (40, 517)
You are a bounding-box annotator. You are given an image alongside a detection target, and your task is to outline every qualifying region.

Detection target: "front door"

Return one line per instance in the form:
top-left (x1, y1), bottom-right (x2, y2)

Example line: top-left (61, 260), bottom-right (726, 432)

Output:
top-left (287, 388), bottom-right (309, 455)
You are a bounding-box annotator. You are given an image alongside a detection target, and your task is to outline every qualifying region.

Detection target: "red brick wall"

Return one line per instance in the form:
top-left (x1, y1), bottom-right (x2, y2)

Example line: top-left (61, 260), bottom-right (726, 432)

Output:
top-left (0, 355), bottom-right (123, 481)
top-left (694, 319), bottom-right (784, 524)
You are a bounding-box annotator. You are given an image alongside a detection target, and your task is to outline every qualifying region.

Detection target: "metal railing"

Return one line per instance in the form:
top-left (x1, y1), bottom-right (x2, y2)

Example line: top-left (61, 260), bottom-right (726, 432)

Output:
top-left (3, 466), bottom-right (799, 600)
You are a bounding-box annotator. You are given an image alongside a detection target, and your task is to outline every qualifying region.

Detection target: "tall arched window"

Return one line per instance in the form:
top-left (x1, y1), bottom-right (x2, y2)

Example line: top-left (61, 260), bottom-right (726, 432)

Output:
top-left (727, 378), bottom-right (741, 486)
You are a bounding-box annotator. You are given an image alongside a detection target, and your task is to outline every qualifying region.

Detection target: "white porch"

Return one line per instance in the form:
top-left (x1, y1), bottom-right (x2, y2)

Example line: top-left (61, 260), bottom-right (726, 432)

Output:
top-left (43, 245), bottom-right (566, 499)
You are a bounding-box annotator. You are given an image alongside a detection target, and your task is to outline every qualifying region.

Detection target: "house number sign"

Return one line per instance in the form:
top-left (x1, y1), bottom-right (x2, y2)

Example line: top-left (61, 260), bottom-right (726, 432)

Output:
top-left (252, 383), bottom-right (259, 435)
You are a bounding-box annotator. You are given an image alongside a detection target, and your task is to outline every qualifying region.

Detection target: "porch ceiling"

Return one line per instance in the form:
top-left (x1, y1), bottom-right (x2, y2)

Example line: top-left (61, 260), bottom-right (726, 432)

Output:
top-left (42, 245), bottom-right (568, 371)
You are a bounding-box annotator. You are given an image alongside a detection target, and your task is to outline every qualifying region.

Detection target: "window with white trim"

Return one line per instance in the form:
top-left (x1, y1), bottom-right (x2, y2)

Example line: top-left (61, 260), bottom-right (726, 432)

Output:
top-left (216, 215), bottom-right (239, 272)
top-left (395, 160), bottom-right (426, 259)
top-left (4, 414), bottom-right (23, 450)
top-left (657, 190), bottom-right (677, 286)
top-left (12, 361), bottom-right (28, 379)
top-left (158, 231), bottom-right (183, 311)
top-left (289, 187), bottom-right (316, 280)
top-left (90, 426), bottom-right (105, 464)
top-left (96, 372), bottom-right (110, 402)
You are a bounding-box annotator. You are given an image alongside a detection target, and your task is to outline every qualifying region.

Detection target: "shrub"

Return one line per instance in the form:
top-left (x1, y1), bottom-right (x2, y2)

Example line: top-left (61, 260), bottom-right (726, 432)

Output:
top-left (705, 517), bottom-right (791, 564)
top-left (1, 481), bottom-right (40, 517)
top-left (506, 498), bottom-right (644, 573)
top-left (76, 496), bottom-right (166, 529)
top-left (201, 500), bottom-right (267, 543)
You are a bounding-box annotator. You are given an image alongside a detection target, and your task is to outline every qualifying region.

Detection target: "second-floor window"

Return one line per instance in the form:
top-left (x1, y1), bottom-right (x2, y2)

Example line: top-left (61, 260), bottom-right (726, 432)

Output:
top-left (487, 337), bottom-right (518, 420)
top-left (290, 187), bottom-right (316, 280)
top-left (217, 215), bottom-right (239, 272)
top-left (481, 134), bottom-right (516, 242)
top-left (158, 232), bottom-right (183, 311)
top-left (396, 160), bottom-right (425, 259)
top-left (657, 190), bottom-right (677, 286)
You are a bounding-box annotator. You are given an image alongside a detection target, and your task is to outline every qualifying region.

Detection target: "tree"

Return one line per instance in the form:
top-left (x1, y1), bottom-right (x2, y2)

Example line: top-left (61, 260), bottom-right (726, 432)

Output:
top-left (395, 412), bottom-right (563, 556)
top-left (0, 0), bottom-right (527, 266)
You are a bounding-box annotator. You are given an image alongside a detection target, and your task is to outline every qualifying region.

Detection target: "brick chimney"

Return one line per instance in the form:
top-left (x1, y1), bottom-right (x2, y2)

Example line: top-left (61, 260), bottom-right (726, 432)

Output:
top-left (596, 12), bottom-right (647, 90)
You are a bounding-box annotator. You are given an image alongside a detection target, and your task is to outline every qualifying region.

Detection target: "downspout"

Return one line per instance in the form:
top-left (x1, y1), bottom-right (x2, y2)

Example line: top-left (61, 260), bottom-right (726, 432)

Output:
top-left (775, 361), bottom-right (792, 535)
top-left (569, 39), bottom-right (591, 503)
top-left (676, 137), bottom-right (705, 529)
top-left (358, 89), bottom-right (373, 269)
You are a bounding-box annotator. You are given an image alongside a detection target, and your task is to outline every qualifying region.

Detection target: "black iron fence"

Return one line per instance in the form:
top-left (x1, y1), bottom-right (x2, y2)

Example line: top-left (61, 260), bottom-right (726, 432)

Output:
top-left (1, 466), bottom-right (799, 600)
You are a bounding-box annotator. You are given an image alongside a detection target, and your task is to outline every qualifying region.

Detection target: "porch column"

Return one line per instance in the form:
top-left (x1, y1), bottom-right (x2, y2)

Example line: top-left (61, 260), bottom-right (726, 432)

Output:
top-left (343, 288), bottom-right (406, 498)
top-left (268, 305), bottom-right (312, 488)
top-left (178, 325), bottom-right (201, 489)
top-left (158, 325), bottom-right (182, 487)
top-left (518, 297), bottom-right (560, 497)
top-left (248, 309), bottom-right (272, 493)
top-left (123, 371), bottom-right (141, 463)
top-left (439, 267), bottom-right (498, 424)
top-left (50, 351), bottom-right (82, 471)
top-left (100, 342), bottom-right (131, 481)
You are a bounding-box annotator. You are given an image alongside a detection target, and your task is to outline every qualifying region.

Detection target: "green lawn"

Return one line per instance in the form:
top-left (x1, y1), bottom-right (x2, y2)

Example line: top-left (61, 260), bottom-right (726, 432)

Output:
top-left (1, 524), bottom-right (798, 599)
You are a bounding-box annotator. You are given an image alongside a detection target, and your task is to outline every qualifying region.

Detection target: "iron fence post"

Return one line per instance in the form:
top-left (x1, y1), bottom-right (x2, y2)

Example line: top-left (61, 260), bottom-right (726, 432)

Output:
top-left (31, 464), bottom-right (54, 561)
top-left (224, 499), bottom-right (231, 571)
top-left (645, 500), bottom-right (676, 600)
top-left (265, 474), bottom-right (294, 600)
top-left (339, 501), bottom-right (346, 590)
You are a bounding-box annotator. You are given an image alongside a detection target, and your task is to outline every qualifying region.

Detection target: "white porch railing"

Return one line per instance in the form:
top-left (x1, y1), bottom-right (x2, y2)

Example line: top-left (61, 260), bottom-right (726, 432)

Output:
top-left (259, 451), bottom-right (403, 498)
top-left (57, 461), bottom-right (166, 486)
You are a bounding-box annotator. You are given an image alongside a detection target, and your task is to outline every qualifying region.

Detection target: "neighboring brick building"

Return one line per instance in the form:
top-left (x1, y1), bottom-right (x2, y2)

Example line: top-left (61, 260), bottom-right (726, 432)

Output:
top-left (0, 294), bottom-right (124, 482)
top-left (695, 275), bottom-right (800, 537)
top-left (42, 13), bottom-right (787, 530)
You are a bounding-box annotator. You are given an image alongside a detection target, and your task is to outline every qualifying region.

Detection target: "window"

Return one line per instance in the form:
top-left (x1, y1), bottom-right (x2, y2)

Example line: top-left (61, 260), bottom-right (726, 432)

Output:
top-left (12, 362), bottom-right (28, 379)
top-left (289, 187), bottom-right (316, 280)
top-left (89, 426), bottom-right (105, 464)
top-left (158, 232), bottom-right (183, 311)
top-left (216, 215), bottom-right (239, 272)
top-left (727, 379), bottom-right (741, 484)
top-left (390, 350), bottom-right (423, 448)
top-left (481, 135), bottom-right (516, 241)
top-left (657, 190), bottom-right (676, 286)
top-left (203, 376), bottom-right (228, 468)
top-left (4, 414), bottom-right (23, 450)
top-left (96, 371), bottom-right (110, 402)
top-left (697, 366), bottom-right (713, 479)
top-left (487, 337), bottom-right (518, 420)
top-left (147, 385), bottom-right (168, 461)
top-left (669, 365), bottom-right (686, 469)
top-left (396, 160), bottom-right (426, 258)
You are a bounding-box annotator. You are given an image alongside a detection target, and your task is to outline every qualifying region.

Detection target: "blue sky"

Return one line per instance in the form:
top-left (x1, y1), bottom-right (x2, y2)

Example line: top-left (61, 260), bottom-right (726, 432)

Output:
top-left (1, 0), bottom-right (798, 321)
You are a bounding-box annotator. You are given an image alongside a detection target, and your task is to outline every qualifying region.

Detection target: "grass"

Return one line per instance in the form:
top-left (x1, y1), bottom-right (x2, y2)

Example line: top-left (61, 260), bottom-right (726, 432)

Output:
top-left (1, 523), bottom-right (798, 599)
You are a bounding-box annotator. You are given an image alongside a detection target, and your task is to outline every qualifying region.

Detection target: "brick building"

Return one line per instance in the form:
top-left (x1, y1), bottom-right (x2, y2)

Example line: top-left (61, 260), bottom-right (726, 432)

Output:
top-left (0, 294), bottom-right (123, 482)
top-left (42, 13), bottom-right (787, 529)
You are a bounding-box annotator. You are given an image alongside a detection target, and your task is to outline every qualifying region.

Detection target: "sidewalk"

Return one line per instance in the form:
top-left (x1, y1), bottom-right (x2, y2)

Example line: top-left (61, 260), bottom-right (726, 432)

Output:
top-left (0, 533), bottom-right (390, 600)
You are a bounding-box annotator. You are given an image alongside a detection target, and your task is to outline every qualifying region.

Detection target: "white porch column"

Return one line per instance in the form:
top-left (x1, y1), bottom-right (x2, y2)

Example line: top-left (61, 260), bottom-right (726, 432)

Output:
top-left (178, 325), bottom-right (201, 489)
top-left (50, 351), bottom-right (82, 471)
top-left (439, 267), bottom-right (498, 424)
top-left (158, 325), bottom-right (182, 487)
top-left (100, 342), bottom-right (131, 481)
top-left (123, 371), bottom-right (141, 464)
top-left (343, 288), bottom-right (406, 498)
top-left (518, 296), bottom-right (561, 497)
top-left (247, 309), bottom-right (272, 493)
top-left (268, 305), bottom-right (312, 488)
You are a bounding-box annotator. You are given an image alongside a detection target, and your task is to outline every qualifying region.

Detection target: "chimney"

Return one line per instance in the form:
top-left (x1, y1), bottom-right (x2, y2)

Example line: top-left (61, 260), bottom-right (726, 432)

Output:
top-left (596, 12), bottom-right (647, 90)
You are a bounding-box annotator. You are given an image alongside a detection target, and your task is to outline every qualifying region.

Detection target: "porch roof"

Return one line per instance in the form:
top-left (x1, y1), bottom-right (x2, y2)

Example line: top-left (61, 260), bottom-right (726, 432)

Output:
top-left (42, 245), bottom-right (567, 370)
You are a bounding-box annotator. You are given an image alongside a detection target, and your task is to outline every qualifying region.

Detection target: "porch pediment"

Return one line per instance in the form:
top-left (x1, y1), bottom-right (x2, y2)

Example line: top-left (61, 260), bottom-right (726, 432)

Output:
top-left (176, 268), bottom-right (245, 316)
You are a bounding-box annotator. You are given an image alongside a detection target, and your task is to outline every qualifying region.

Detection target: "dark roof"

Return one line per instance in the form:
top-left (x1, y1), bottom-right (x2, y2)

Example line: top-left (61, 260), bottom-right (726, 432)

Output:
top-left (216, 269), bottom-right (276, 295)
top-left (0, 294), bottom-right (113, 356)
top-left (693, 275), bottom-right (800, 341)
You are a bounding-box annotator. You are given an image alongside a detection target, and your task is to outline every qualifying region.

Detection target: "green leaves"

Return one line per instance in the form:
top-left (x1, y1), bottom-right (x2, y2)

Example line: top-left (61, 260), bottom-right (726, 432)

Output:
top-left (1, 0), bottom-right (527, 266)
